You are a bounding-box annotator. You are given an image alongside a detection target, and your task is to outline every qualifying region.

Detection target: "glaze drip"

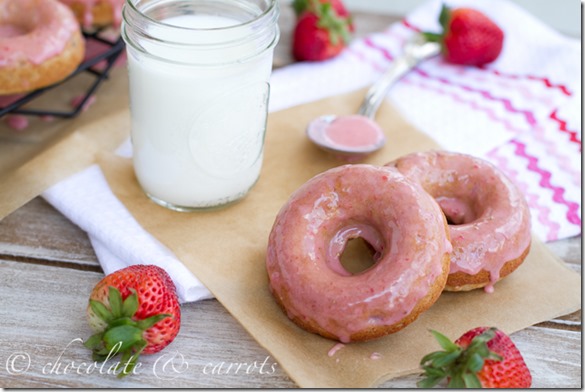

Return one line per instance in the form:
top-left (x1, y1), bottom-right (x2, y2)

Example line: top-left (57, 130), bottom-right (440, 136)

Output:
top-left (388, 151), bottom-right (531, 291)
top-left (266, 164), bottom-right (451, 342)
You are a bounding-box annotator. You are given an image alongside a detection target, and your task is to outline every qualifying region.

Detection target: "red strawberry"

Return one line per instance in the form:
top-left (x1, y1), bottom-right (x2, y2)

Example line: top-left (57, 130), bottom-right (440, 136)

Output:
top-left (423, 5), bottom-right (504, 66)
top-left (84, 265), bottom-right (181, 377)
top-left (418, 327), bottom-right (532, 388)
top-left (292, 0), bottom-right (353, 61)
top-left (293, 0), bottom-right (351, 20)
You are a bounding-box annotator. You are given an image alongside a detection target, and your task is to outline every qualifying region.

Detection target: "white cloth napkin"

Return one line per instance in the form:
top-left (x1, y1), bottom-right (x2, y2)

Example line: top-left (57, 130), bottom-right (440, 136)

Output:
top-left (42, 0), bottom-right (581, 303)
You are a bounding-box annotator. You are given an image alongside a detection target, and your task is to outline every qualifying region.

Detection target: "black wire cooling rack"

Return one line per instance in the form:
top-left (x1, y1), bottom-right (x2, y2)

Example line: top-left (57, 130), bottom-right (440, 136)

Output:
top-left (0, 29), bottom-right (125, 119)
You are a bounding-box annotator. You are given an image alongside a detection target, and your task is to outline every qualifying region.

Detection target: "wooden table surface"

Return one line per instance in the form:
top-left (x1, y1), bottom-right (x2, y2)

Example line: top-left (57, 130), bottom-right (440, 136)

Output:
top-left (0, 6), bottom-right (581, 389)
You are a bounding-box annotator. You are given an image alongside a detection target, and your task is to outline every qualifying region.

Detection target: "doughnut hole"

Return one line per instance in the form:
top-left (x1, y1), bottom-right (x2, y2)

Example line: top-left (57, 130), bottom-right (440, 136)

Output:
top-left (339, 237), bottom-right (378, 275)
top-left (0, 2), bottom-right (40, 38)
top-left (420, 172), bottom-right (490, 226)
top-left (327, 222), bottom-right (385, 276)
top-left (436, 195), bottom-right (478, 225)
top-left (0, 24), bottom-right (29, 38)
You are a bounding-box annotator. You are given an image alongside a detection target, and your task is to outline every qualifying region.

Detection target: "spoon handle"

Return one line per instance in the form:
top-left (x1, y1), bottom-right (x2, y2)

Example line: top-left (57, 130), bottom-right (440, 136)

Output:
top-left (358, 39), bottom-right (441, 119)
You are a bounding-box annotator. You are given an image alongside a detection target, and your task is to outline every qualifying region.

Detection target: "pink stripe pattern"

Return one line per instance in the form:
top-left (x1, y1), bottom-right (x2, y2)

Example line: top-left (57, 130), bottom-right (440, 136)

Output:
top-left (363, 37), bottom-right (540, 129)
top-left (549, 109), bottom-right (581, 150)
top-left (510, 140), bottom-right (581, 227)
top-left (401, 18), bottom-right (574, 96)
top-left (487, 149), bottom-right (560, 241)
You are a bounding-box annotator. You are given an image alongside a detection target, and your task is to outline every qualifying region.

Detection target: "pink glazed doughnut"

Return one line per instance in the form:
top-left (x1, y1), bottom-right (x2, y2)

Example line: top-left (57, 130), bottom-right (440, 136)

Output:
top-left (266, 164), bottom-right (452, 343)
top-left (58, 0), bottom-right (125, 28)
top-left (0, 0), bottom-right (84, 95)
top-left (387, 151), bottom-right (531, 292)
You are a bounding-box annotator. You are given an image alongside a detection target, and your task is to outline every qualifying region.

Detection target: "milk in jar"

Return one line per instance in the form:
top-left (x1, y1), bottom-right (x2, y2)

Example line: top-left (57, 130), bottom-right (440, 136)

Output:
top-left (122, 0), bottom-right (280, 210)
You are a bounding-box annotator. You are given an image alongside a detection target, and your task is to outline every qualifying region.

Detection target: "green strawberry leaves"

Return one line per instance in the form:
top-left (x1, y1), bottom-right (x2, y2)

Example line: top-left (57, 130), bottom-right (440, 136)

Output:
top-left (315, 1), bottom-right (351, 46)
top-left (438, 4), bottom-right (451, 31)
top-left (84, 287), bottom-right (171, 378)
top-left (421, 4), bottom-right (451, 57)
top-left (292, 0), bottom-right (311, 16)
top-left (418, 328), bottom-right (503, 388)
top-left (421, 4), bottom-right (450, 42)
top-left (293, 0), bottom-right (352, 45)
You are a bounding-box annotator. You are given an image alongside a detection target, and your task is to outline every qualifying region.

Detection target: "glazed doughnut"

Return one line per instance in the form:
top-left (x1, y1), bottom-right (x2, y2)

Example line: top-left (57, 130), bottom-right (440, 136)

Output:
top-left (0, 0), bottom-right (85, 95)
top-left (58, 0), bottom-right (124, 28)
top-left (266, 164), bottom-right (452, 343)
top-left (387, 150), bottom-right (531, 292)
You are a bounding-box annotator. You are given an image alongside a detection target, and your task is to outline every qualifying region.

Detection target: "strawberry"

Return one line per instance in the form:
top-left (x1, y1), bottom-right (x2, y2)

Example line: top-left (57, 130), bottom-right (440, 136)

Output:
top-left (292, 0), bottom-right (353, 61)
top-left (418, 327), bottom-right (532, 388)
top-left (84, 265), bottom-right (181, 377)
top-left (293, 0), bottom-right (351, 20)
top-left (423, 5), bottom-right (504, 66)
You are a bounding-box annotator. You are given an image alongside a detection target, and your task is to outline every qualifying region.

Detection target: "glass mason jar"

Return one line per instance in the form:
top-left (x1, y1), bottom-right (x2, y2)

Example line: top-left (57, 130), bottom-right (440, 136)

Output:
top-left (122, 0), bottom-right (280, 211)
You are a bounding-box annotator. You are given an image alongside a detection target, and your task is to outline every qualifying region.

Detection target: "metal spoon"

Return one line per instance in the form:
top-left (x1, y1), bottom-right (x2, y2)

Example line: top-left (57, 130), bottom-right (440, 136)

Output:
top-left (306, 35), bottom-right (441, 160)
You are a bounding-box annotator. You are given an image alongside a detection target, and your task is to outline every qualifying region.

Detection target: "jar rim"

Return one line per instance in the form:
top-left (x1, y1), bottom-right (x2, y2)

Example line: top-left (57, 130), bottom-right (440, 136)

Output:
top-left (122, 0), bottom-right (280, 66)
top-left (125, 0), bottom-right (278, 32)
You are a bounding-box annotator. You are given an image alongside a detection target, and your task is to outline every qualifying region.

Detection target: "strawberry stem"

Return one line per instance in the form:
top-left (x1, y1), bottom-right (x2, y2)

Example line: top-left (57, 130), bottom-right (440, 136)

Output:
top-left (421, 32), bottom-right (442, 43)
top-left (84, 286), bottom-right (172, 378)
top-left (418, 328), bottom-right (503, 388)
top-left (421, 4), bottom-right (451, 55)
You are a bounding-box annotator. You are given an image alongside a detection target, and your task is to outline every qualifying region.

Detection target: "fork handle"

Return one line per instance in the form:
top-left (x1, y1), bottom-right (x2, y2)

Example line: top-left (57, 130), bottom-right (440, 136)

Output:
top-left (357, 41), bottom-right (441, 119)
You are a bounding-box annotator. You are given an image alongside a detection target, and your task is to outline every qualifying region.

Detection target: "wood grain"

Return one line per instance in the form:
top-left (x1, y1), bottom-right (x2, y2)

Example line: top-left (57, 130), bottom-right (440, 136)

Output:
top-left (0, 259), bottom-right (580, 388)
top-left (0, 198), bottom-right (99, 269)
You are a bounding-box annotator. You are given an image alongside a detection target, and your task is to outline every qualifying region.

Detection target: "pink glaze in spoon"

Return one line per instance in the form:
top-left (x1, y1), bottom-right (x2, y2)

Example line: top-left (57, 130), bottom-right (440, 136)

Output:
top-left (306, 114), bottom-right (385, 162)
top-left (307, 36), bottom-right (441, 161)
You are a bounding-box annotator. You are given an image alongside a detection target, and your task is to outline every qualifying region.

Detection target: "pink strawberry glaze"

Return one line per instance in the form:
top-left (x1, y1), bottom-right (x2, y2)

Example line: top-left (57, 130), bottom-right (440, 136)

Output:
top-left (58, 0), bottom-right (124, 28)
top-left (266, 164), bottom-right (451, 343)
top-left (0, 0), bottom-right (80, 67)
top-left (324, 115), bottom-right (384, 150)
top-left (387, 151), bottom-right (531, 292)
top-left (0, 24), bottom-right (26, 38)
top-left (327, 343), bottom-right (345, 357)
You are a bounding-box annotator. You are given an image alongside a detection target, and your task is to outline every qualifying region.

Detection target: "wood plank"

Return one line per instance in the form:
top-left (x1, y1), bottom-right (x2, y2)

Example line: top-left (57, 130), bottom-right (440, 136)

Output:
top-left (0, 259), bottom-right (293, 388)
top-left (544, 236), bottom-right (582, 266)
top-left (0, 259), bottom-right (580, 388)
top-left (380, 327), bottom-right (582, 388)
top-left (511, 327), bottom-right (582, 388)
top-left (0, 198), bottom-right (99, 269)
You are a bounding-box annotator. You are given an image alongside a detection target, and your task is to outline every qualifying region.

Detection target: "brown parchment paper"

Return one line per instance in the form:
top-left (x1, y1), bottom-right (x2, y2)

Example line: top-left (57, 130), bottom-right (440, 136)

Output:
top-left (0, 67), bottom-right (130, 219)
top-left (99, 89), bottom-right (581, 388)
